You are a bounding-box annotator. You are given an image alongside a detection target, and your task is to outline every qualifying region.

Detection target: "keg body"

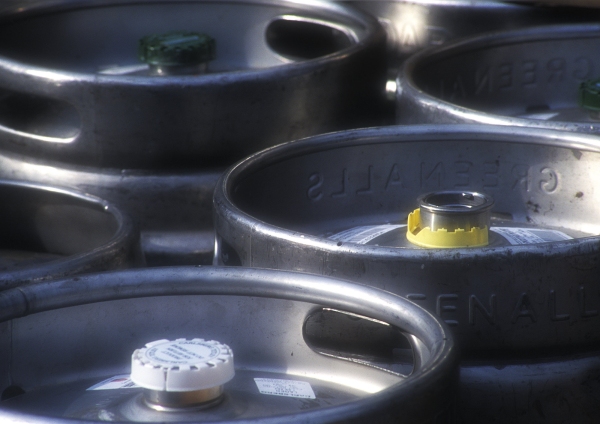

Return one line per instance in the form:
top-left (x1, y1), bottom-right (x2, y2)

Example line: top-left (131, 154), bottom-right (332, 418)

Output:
top-left (0, 267), bottom-right (458, 423)
top-left (0, 179), bottom-right (137, 289)
top-left (0, 0), bottom-right (386, 168)
top-left (397, 24), bottom-right (600, 133)
top-left (214, 125), bottom-right (600, 422)
top-left (0, 0), bottom-right (385, 264)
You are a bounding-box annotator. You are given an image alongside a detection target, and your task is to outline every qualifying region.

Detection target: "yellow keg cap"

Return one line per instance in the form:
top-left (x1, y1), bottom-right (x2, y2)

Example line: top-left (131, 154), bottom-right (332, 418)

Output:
top-left (406, 191), bottom-right (494, 248)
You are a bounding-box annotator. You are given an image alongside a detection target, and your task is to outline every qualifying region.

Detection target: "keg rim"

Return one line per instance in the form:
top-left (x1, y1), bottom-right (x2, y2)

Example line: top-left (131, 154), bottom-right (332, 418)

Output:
top-left (0, 0), bottom-right (382, 83)
top-left (398, 23), bottom-right (600, 132)
top-left (215, 124), bottom-right (600, 261)
top-left (0, 266), bottom-right (459, 423)
top-left (0, 178), bottom-right (136, 289)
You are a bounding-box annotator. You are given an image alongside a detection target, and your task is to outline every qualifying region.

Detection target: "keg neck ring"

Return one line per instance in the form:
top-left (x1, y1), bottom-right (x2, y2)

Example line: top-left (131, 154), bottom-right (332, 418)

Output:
top-left (418, 191), bottom-right (494, 232)
top-left (143, 386), bottom-right (224, 411)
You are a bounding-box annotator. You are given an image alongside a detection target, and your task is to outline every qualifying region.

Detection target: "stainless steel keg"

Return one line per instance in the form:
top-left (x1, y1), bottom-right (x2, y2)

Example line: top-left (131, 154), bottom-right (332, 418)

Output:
top-left (0, 266), bottom-right (458, 423)
top-left (0, 0), bottom-right (385, 167)
top-left (397, 23), bottom-right (600, 133)
top-left (0, 0), bottom-right (385, 265)
top-left (0, 179), bottom-right (137, 290)
top-left (213, 124), bottom-right (600, 422)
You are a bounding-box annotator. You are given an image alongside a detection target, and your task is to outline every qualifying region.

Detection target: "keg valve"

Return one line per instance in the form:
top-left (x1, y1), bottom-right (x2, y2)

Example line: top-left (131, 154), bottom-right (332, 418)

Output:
top-left (131, 338), bottom-right (234, 411)
top-left (139, 31), bottom-right (216, 76)
top-left (579, 78), bottom-right (600, 120)
top-left (406, 191), bottom-right (494, 248)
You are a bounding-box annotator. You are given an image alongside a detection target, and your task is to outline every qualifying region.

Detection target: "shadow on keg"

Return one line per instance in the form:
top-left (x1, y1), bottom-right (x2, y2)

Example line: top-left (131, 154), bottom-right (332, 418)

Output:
top-left (0, 88), bottom-right (80, 142)
top-left (303, 308), bottom-right (414, 376)
top-left (266, 16), bottom-right (355, 61)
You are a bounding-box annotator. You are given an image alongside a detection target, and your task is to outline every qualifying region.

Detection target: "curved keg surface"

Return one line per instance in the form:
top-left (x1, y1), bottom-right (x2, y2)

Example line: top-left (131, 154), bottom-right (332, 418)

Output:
top-left (352, 1), bottom-right (600, 67)
top-left (0, 0), bottom-right (386, 168)
top-left (397, 24), bottom-right (600, 133)
top-left (0, 267), bottom-right (458, 423)
top-left (0, 179), bottom-right (137, 290)
top-left (214, 125), bottom-right (600, 422)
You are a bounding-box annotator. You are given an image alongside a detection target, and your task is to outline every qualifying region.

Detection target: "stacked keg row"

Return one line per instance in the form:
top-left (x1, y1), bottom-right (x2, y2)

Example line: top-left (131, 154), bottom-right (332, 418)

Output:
top-left (0, 0), bottom-right (598, 423)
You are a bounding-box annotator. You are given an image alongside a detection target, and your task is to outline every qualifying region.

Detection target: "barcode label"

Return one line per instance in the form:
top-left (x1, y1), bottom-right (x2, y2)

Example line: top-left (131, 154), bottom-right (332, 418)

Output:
top-left (87, 375), bottom-right (139, 391)
top-left (254, 378), bottom-right (315, 399)
top-left (329, 225), bottom-right (405, 244)
top-left (491, 227), bottom-right (572, 245)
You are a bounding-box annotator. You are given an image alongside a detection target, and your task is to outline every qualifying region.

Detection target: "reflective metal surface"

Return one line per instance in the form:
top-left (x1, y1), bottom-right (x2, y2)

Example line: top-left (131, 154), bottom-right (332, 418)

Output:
top-left (397, 23), bottom-right (600, 133)
top-left (0, 0), bottom-right (386, 169)
top-left (213, 124), bottom-right (600, 422)
top-left (0, 266), bottom-right (458, 423)
top-left (0, 179), bottom-right (137, 290)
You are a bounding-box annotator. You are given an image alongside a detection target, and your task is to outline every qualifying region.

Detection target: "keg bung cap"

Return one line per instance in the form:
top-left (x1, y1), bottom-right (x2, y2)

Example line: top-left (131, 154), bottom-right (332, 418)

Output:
top-left (406, 191), bottom-right (493, 248)
top-left (131, 338), bottom-right (234, 393)
top-left (579, 78), bottom-right (600, 111)
top-left (139, 31), bottom-right (216, 68)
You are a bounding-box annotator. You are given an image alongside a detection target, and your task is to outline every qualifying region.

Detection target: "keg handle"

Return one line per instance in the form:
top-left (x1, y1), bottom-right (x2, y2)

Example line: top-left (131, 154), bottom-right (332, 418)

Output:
top-left (0, 267), bottom-right (456, 386)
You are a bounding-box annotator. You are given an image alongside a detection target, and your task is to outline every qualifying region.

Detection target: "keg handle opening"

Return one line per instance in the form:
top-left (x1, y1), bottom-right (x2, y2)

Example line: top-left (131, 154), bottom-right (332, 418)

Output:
top-left (265, 15), bottom-right (357, 61)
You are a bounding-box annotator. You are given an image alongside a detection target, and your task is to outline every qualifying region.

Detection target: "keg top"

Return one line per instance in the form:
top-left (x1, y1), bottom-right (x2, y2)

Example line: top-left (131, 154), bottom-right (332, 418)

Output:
top-left (579, 79), bottom-right (600, 111)
top-left (138, 31), bottom-right (216, 67)
top-left (131, 338), bottom-right (234, 392)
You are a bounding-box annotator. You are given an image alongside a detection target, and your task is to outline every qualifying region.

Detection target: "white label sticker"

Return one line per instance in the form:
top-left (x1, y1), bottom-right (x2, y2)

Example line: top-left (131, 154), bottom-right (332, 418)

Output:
top-left (491, 227), bottom-right (572, 245)
top-left (254, 378), bottom-right (315, 399)
top-left (329, 224), bottom-right (406, 245)
top-left (87, 375), bottom-right (139, 391)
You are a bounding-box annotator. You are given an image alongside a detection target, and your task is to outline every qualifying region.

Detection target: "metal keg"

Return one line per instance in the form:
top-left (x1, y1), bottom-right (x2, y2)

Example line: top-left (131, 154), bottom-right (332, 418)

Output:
top-left (0, 179), bottom-right (137, 290)
top-left (0, 0), bottom-right (385, 265)
top-left (0, 266), bottom-right (458, 423)
top-left (0, 0), bottom-right (385, 167)
top-left (213, 124), bottom-right (600, 422)
top-left (397, 23), bottom-right (600, 133)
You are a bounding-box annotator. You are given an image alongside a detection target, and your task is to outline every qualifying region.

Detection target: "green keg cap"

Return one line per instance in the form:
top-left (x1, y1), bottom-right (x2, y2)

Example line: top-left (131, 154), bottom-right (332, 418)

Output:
top-left (579, 79), bottom-right (600, 111)
top-left (139, 31), bottom-right (216, 67)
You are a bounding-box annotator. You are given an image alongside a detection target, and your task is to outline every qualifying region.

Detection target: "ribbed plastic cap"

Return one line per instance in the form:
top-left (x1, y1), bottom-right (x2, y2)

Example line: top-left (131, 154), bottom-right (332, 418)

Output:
top-left (579, 79), bottom-right (600, 111)
top-left (131, 338), bottom-right (234, 392)
top-left (138, 32), bottom-right (216, 66)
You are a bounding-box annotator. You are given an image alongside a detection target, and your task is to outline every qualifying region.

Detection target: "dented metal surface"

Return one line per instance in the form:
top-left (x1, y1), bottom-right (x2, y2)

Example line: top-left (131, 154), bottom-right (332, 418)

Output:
top-left (397, 24), bottom-right (600, 134)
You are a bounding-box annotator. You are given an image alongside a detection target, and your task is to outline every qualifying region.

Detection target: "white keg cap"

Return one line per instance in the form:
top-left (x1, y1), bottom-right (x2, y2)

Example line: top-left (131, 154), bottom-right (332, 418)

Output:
top-left (131, 338), bottom-right (234, 392)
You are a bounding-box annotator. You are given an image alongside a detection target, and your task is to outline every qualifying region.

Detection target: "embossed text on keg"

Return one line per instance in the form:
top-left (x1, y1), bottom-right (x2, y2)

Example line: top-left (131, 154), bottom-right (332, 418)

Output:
top-left (404, 287), bottom-right (598, 327)
top-left (307, 161), bottom-right (561, 201)
top-left (437, 56), bottom-right (595, 99)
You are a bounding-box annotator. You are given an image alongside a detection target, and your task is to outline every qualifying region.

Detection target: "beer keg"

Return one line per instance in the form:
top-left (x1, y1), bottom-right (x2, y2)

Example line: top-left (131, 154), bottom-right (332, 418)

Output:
top-left (0, 267), bottom-right (458, 423)
top-left (0, 179), bottom-right (137, 290)
top-left (397, 24), bottom-right (600, 134)
top-left (0, 0), bottom-right (386, 265)
top-left (213, 124), bottom-right (600, 422)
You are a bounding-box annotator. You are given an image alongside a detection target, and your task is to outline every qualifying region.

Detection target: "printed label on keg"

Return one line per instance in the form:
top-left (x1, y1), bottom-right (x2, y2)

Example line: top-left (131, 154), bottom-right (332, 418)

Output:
top-left (87, 375), bottom-right (139, 390)
top-left (254, 378), bottom-right (315, 399)
top-left (329, 225), bottom-right (406, 245)
top-left (490, 227), bottom-right (572, 245)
